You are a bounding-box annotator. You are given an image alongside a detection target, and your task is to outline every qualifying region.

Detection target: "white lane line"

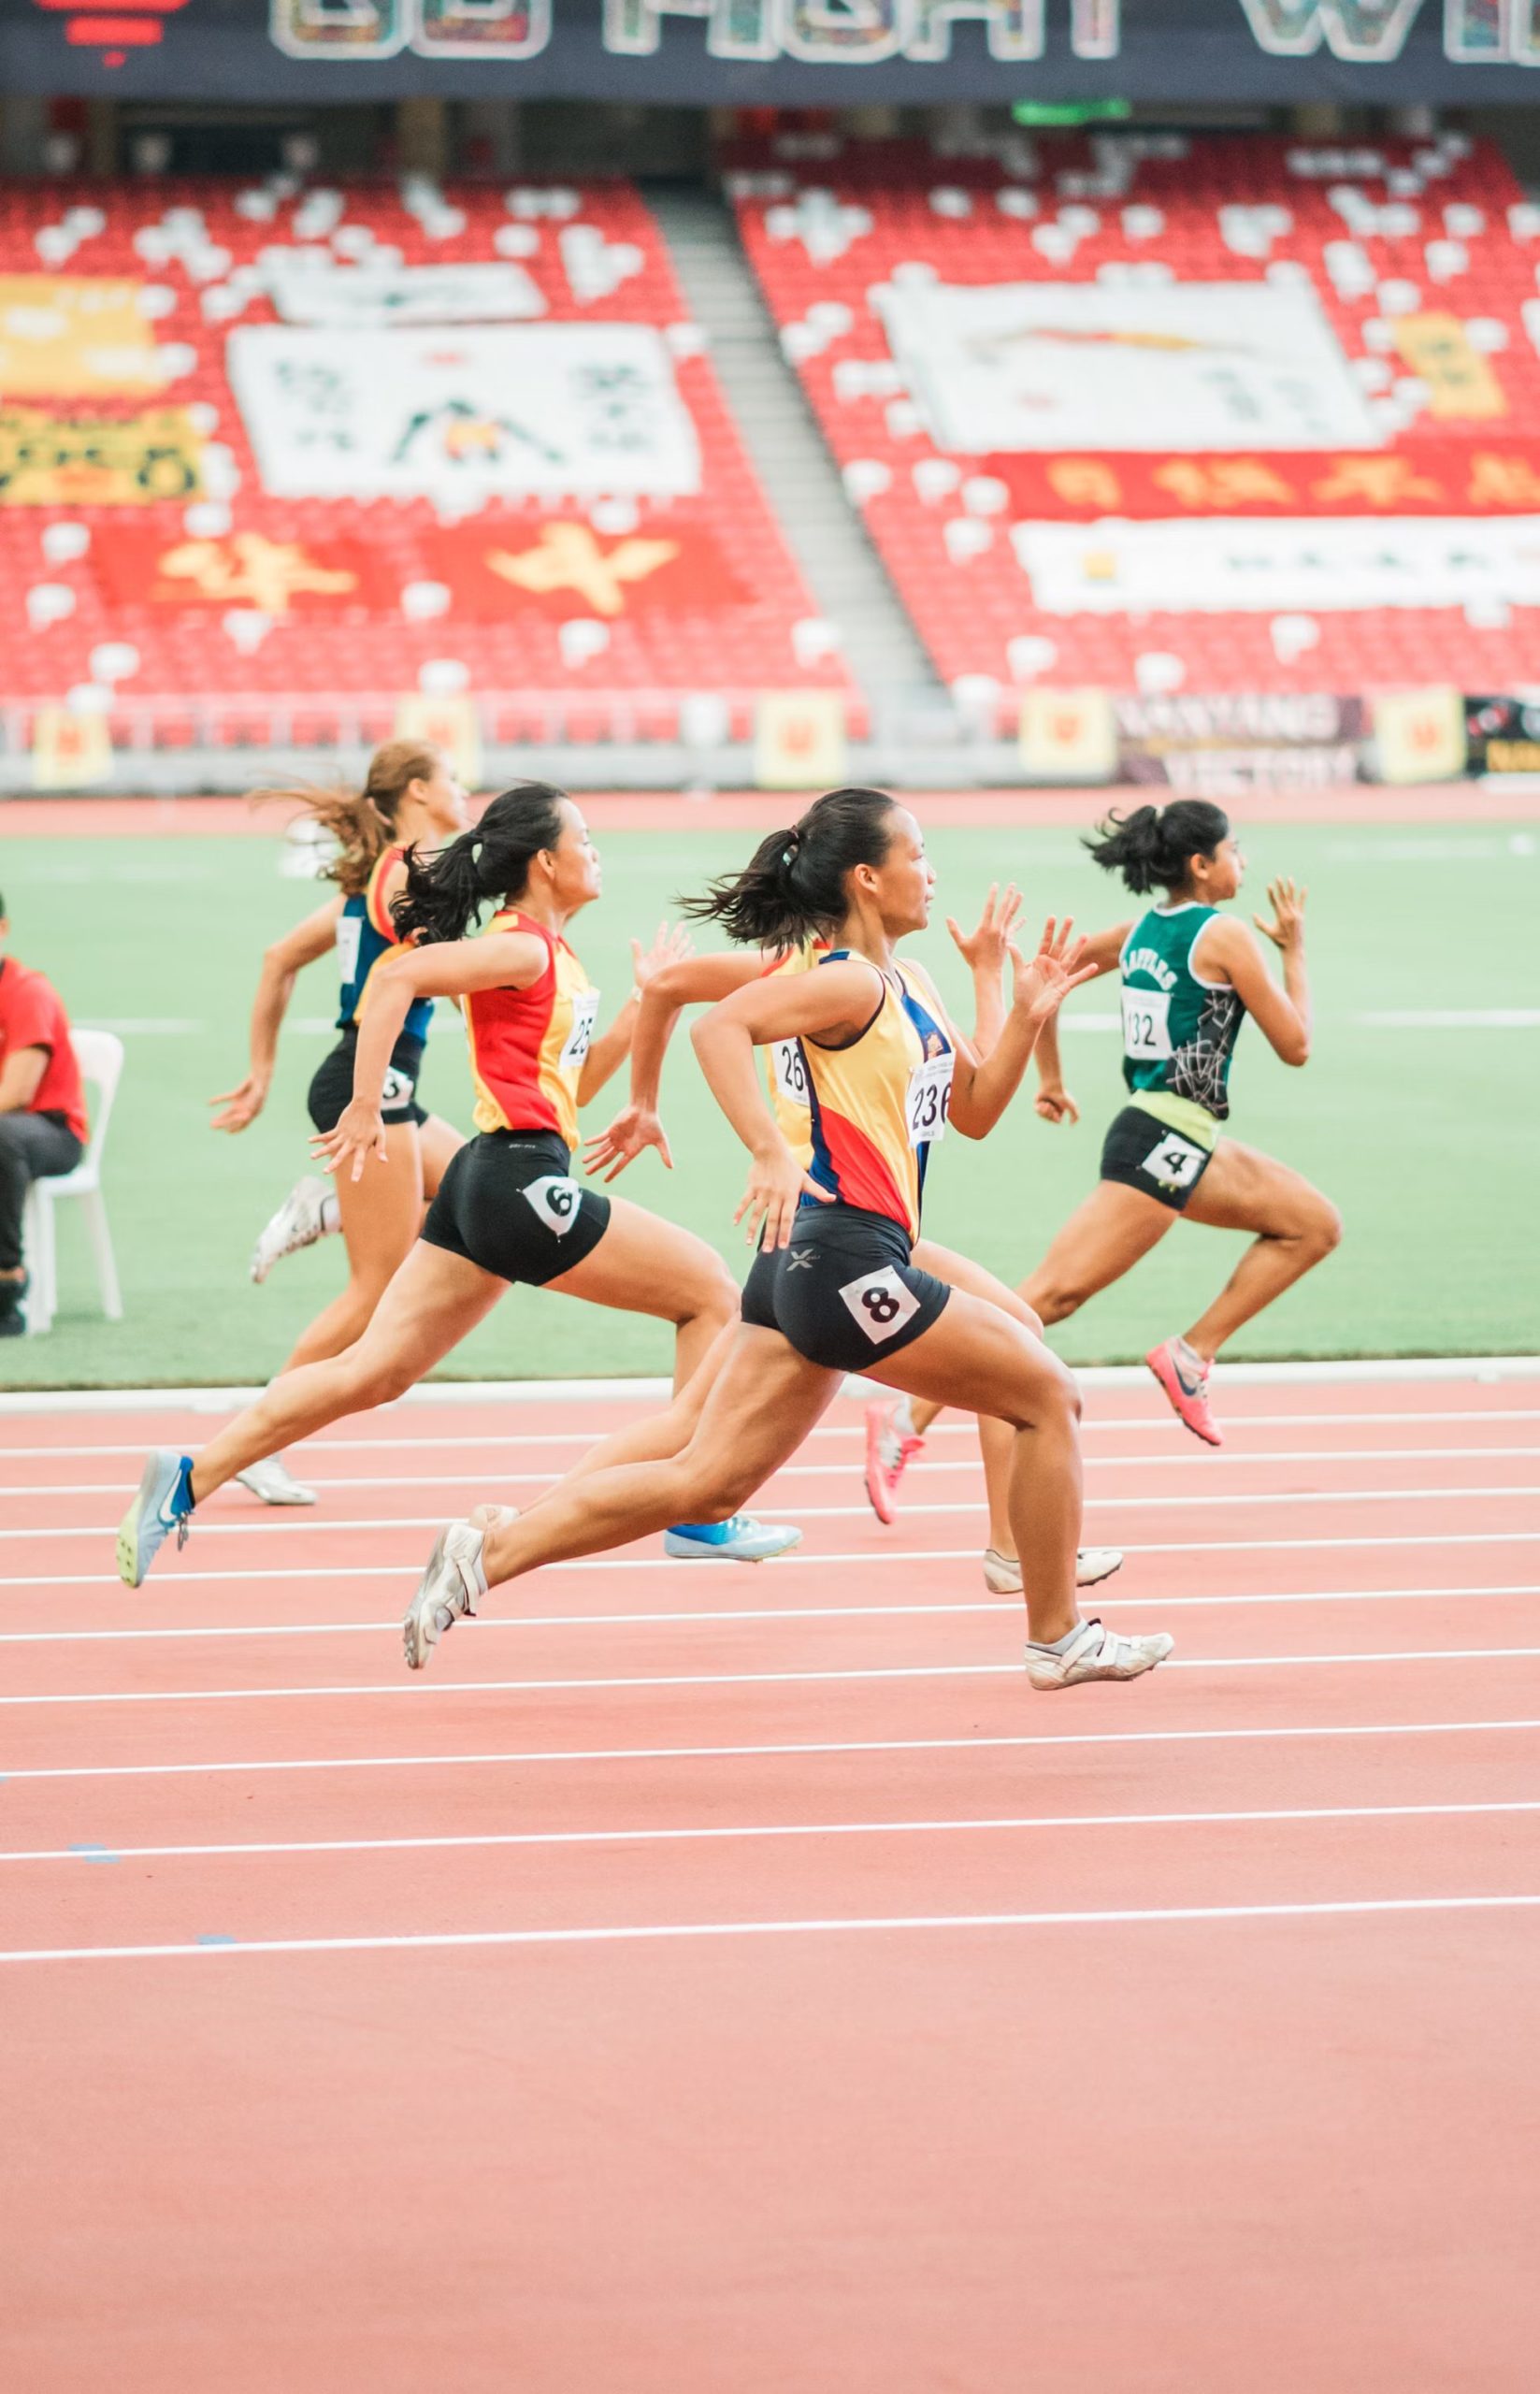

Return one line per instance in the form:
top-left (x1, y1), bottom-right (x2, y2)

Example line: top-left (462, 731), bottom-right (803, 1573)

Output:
top-left (2, 1582), bottom-right (1531, 1648)
top-left (7, 1892), bottom-right (1540, 1967)
top-left (8, 1530), bottom-right (1540, 1592)
top-left (7, 1484), bottom-right (1535, 1543)
top-left (9, 1446), bottom-right (1538, 1502)
top-left (6, 1647), bottom-right (1540, 1707)
top-left (9, 1712), bottom-right (1539, 1784)
top-left (7, 1796), bottom-right (1540, 1868)
top-left (3, 1407), bottom-right (1538, 1462)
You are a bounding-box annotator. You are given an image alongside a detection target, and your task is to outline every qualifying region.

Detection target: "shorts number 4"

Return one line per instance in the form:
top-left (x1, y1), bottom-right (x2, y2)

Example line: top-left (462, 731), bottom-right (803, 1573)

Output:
top-left (837, 1264), bottom-right (921, 1345)
top-left (1141, 1133), bottom-right (1206, 1190)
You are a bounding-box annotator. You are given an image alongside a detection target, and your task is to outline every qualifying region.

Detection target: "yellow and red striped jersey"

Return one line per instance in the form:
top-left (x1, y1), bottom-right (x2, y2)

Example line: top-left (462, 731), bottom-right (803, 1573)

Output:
top-left (801, 955), bottom-right (953, 1241)
top-left (466, 908), bottom-right (598, 1149)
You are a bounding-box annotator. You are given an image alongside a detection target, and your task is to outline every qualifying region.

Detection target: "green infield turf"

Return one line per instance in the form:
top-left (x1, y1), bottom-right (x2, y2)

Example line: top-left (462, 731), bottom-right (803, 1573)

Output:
top-left (2, 814), bottom-right (1534, 1387)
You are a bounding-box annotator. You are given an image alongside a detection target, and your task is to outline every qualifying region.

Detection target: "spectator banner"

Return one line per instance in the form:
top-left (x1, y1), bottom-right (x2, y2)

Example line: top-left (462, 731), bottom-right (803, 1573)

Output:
top-left (874, 281), bottom-right (1378, 456)
top-left (93, 527), bottom-right (394, 613)
top-left (1017, 688), bottom-right (1117, 783)
top-left (0, 407), bottom-right (205, 505)
top-left (0, 276), bottom-right (166, 398)
top-left (394, 692), bottom-right (482, 789)
top-left (1011, 516), bottom-right (1540, 614)
top-left (754, 691), bottom-right (847, 791)
top-left (420, 519), bottom-right (746, 618)
top-left (266, 257), bottom-right (546, 329)
top-left (1371, 687), bottom-right (1468, 784)
top-left (1465, 696), bottom-right (1540, 775)
top-left (31, 704), bottom-right (112, 792)
top-left (1389, 316), bottom-right (1507, 423)
top-left (983, 447), bottom-right (1540, 521)
top-left (1115, 694), bottom-right (1365, 794)
top-left (228, 324), bottom-right (700, 504)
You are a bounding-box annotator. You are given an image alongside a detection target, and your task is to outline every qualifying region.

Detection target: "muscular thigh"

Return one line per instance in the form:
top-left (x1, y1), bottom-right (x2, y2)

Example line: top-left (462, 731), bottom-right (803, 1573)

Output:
top-left (347, 1237), bottom-right (503, 1383)
top-left (336, 1126), bottom-right (425, 1284)
top-left (546, 1194), bottom-right (731, 1320)
top-left (913, 1237), bottom-right (1042, 1334)
top-left (1184, 1139), bottom-right (1330, 1235)
top-left (678, 1323), bottom-right (842, 1488)
top-left (871, 1286), bottom-right (1077, 1427)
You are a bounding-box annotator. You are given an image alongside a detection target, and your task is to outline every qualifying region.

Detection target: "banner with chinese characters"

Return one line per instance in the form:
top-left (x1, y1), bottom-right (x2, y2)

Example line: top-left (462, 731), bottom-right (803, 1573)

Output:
top-left (266, 257), bottom-right (546, 329)
top-left (876, 280), bottom-right (1379, 456)
top-left (92, 527), bottom-right (395, 613)
top-left (418, 519), bottom-right (746, 619)
top-left (985, 447), bottom-right (1540, 520)
top-left (0, 276), bottom-right (166, 399)
top-left (0, 408), bottom-right (205, 506)
top-left (1011, 516), bottom-right (1540, 615)
top-left (228, 323), bottom-right (700, 505)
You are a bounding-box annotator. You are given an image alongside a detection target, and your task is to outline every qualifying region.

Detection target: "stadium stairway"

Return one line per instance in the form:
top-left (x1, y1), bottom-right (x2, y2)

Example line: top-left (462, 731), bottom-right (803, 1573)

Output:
top-left (648, 183), bottom-right (966, 766)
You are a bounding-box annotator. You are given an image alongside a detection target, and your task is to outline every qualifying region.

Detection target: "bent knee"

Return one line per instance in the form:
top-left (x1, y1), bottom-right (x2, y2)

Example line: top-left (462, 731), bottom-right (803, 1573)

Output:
top-left (684, 1259), bottom-right (739, 1326)
top-left (1296, 1198), bottom-right (1343, 1258)
top-left (685, 1468), bottom-right (758, 1523)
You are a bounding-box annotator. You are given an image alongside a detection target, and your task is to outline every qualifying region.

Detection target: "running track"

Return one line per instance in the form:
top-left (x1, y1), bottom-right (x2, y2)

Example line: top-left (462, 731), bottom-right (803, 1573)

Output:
top-left (4, 1368), bottom-right (1539, 2390)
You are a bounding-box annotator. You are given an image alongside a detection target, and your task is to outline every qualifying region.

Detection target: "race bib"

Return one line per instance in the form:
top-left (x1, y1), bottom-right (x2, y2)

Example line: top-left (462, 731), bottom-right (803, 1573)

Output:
top-left (524, 1173), bottom-right (583, 1237)
top-left (1141, 1131), bottom-right (1207, 1190)
top-left (771, 1036), bottom-right (811, 1111)
top-left (1121, 987), bottom-right (1173, 1062)
top-left (379, 1063), bottom-right (415, 1110)
top-left (905, 1051), bottom-right (954, 1147)
top-left (838, 1264), bottom-right (922, 1346)
top-left (336, 914), bottom-right (362, 991)
top-left (558, 989), bottom-right (599, 1073)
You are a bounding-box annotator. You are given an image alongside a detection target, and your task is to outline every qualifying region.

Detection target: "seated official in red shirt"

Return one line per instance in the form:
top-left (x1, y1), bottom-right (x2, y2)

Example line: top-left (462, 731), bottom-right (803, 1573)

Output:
top-left (0, 891), bottom-right (88, 1334)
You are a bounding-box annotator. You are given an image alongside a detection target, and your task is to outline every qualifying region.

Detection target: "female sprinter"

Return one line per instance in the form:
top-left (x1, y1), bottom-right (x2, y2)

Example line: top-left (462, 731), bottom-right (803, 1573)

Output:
top-left (869, 798), bottom-right (1340, 1478)
top-left (394, 786), bottom-right (1173, 1693)
top-left (118, 785), bottom-right (795, 1584)
top-left (206, 740), bottom-right (469, 1505)
top-left (583, 887), bottom-right (1121, 1593)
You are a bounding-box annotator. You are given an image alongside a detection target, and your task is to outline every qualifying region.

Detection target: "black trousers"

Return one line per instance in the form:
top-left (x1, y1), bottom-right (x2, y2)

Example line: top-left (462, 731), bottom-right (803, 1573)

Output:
top-left (0, 1111), bottom-right (84, 1273)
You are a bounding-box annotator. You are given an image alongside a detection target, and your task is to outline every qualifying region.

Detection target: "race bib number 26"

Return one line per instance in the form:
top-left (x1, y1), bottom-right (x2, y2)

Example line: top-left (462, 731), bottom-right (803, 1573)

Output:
top-left (771, 1037), bottom-right (810, 1110)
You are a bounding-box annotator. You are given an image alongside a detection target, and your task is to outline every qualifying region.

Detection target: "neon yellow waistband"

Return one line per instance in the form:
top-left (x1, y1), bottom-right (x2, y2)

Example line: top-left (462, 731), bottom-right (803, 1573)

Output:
top-left (1128, 1089), bottom-right (1221, 1152)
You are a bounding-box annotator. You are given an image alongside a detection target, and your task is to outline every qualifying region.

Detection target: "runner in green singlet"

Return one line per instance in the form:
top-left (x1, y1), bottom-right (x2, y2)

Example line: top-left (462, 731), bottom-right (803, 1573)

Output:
top-left (871, 800), bottom-right (1339, 1478)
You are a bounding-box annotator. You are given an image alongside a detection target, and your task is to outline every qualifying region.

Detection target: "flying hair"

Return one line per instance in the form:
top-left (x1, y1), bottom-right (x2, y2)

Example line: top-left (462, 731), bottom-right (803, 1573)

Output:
top-left (249, 739), bottom-right (444, 901)
top-left (681, 786), bottom-right (900, 949)
top-left (1085, 800), bottom-right (1231, 896)
top-left (391, 782), bottom-right (569, 948)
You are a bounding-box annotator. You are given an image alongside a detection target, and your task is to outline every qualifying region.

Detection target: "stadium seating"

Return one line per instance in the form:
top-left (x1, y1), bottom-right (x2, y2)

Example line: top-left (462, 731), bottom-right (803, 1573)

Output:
top-left (730, 132), bottom-right (1540, 722)
top-left (0, 174), bottom-right (859, 756)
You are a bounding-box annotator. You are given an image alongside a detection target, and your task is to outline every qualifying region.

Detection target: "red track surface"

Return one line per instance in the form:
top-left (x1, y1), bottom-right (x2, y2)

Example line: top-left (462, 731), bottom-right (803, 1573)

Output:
top-left (4, 1372), bottom-right (1539, 2389)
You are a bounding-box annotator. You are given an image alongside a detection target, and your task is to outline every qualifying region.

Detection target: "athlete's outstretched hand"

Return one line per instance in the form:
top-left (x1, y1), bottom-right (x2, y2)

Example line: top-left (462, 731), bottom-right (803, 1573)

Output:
top-left (1254, 877), bottom-right (1307, 951)
top-left (312, 1098), bottom-right (388, 1184)
top-left (1009, 918), bottom-right (1099, 1021)
top-left (737, 1141), bottom-right (832, 1252)
top-left (583, 1103), bottom-right (673, 1183)
top-left (209, 1073), bottom-right (268, 1133)
top-left (1035, 1081), bottom-right (1081, 1128)
top-left (945, 882), bottom-right (1022, 979)
top-left (630, 919), bottom-right (694, 991)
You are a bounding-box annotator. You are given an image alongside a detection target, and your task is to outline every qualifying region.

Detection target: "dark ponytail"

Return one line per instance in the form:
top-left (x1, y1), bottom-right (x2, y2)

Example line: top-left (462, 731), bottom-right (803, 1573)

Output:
top-left (682, 786), bottom-right (900, 948)
top-left (1086, 800), bottom-right (1231, 896)
top-left (392, 781), bottom-right (568, 946)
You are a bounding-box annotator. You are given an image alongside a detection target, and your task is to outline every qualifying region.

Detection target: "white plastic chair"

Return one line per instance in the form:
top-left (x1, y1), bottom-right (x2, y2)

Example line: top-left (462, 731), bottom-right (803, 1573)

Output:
top-left (21, 1028), bottom-right (124, 1336)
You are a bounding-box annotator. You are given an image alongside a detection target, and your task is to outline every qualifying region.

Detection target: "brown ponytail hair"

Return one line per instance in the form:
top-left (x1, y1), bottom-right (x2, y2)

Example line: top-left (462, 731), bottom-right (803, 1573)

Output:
top-left (252, 740), bottom-right (443, 899)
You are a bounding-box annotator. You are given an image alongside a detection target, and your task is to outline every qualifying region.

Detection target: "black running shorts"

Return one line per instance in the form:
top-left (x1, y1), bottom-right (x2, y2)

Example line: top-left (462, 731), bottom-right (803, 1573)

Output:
top-left (308, 1028), bottom-right (427, 1133)
top-left (422, 1129), bottom-right (612, 1287)
top-left (1100, 1103), bottom-right (1216, 1214)
top-left (741, 1204), bottom-right (950, 1375)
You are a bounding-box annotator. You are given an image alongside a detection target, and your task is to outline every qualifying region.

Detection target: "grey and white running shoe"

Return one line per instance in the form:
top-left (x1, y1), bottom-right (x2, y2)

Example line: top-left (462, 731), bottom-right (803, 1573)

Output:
top-left (402, 1521), bottom-right (490, 1672)
top-left (1025, 1618), bottom-right (1173, 1692)
top-left (250, 1175), bottom-right (336, 1285)
top-left (984, 1547), bottom-right (1125, 1594)
top-left (235, 1453), bottom-right (318, 1507)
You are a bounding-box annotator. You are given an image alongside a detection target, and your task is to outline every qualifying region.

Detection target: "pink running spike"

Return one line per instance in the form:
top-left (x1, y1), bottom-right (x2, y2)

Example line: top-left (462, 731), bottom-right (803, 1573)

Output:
top-left (863, 1400), bottom-right (925, 1523)
top-left (1145, 1337), bottom-right (1223, 1448)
